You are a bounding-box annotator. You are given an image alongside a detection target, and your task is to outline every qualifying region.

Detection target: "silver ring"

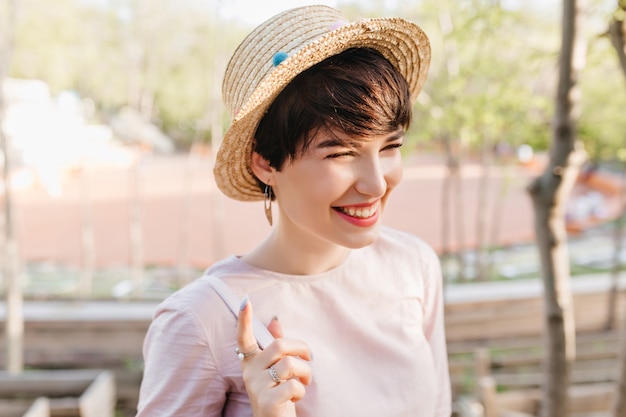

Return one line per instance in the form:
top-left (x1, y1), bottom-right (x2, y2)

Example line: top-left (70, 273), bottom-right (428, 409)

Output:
top-left (269, 365), bottom-right (286, 384)
top-left (235, 346), bottom-right (258, 361)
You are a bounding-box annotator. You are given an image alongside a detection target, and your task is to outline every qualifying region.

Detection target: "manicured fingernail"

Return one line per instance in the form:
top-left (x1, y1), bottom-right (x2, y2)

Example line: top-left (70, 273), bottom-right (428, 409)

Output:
top-left (239, 295), bottom-right (249, 312)
top-left (271, 315), bottom-right (279, 321)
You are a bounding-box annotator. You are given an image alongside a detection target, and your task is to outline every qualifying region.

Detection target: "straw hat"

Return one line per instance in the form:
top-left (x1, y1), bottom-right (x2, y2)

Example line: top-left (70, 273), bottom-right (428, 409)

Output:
top-left (216, 5), bottom-right (431, 201)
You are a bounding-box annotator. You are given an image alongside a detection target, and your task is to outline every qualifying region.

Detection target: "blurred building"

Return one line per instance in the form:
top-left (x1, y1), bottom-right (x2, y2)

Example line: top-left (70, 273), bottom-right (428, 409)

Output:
top-left (1, 78), bottom-right (173, 197)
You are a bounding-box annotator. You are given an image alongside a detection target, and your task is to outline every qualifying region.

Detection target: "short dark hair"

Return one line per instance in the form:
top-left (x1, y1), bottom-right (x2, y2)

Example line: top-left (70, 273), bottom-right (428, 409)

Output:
top-left (253, 47), bottom-right (412, 193)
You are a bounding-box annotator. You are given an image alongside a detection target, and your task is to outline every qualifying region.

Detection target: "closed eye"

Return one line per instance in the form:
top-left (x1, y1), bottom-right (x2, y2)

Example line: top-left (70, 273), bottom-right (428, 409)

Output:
top-left (382, 142), bottom-right (403, 152)
top-left (325, 150), bottom-right (356, 159)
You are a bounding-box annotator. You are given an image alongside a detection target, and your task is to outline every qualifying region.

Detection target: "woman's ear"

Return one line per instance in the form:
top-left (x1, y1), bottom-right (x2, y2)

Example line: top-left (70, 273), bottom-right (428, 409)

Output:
top-left (250, 151), bottom-right (275, 184)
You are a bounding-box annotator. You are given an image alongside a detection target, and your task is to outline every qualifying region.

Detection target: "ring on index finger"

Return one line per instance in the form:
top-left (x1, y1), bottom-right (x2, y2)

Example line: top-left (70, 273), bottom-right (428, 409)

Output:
top-left (235, 346), bottom-right (259, 361)
top-left (269, 365), bottom-right (286, 385)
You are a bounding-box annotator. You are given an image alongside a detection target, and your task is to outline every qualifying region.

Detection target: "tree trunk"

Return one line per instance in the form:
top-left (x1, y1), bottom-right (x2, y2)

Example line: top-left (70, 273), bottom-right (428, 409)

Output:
top-left (441, 145), bottom-right (451, 280)
top-left (0, 6), bottom-right (23, 370)
top-left (452, 154), bottom-right (467, 281)
top-left (609, 5), bottom-right (626, 76)
top-left (606, 160), bottom-right (626, 331)
top-left (609, 3), bottom-right (626, 415)
top-left (527, 1), bottom-right (587, 416)
top-left (177, 126), bottom-right (206, 287)
top-left (177, 148), bottom-right (194, 288)
top-left (615, 254), bottom-right (626, 417)
top-left (1, 0), bottom-right (22, 374)
top-left (208, 3), bottom-right (226, 266)
top-left (0, 105), bottom-right (23, 374)
top-left (437, 2), bottom-right (466, 282)
top-left (442, 136), bottom-right (466, 281)
top-left (475, 136), bottom-right (492, 281)
top-left (489, 162), bottom-right (513, 265)
top-left (129, 148), bottom-right (143, 298)
top-left (78, 159), bottom-right (95, 298)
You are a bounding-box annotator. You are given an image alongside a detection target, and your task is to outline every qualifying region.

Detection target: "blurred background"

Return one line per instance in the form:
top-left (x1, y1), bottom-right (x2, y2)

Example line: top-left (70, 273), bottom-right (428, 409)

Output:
top-left (1, 0), bottom-right (626, 416)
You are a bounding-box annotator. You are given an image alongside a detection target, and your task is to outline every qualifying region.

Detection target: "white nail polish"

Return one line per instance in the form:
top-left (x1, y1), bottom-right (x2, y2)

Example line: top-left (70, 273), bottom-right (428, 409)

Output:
top-left (239, 295), bottom-right (249, 312)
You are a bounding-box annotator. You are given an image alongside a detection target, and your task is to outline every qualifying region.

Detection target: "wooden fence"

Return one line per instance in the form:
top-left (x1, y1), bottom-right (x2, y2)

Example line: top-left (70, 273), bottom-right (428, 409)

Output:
top-left (0, 370), bottom-right (115, 417)
top-left (0, 276), bottom-right (624, 416)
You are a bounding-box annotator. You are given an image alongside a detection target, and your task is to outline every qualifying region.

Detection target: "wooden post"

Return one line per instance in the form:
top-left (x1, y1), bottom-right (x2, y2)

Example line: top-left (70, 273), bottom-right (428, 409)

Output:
top-left (474, 347), bottom-right (491, 381)
top-left (0, 0), bottom-right (23, 375)
top-left (0, 369), bottom-right (116, 417)
top-left (478, 376), bottom-right (499, 417)
top-left (474, 348), bottom-right (498, 417)
top-left (79, 371), bottom-right (116, 417)
top-left (23, 397), bottom-right (50, 417)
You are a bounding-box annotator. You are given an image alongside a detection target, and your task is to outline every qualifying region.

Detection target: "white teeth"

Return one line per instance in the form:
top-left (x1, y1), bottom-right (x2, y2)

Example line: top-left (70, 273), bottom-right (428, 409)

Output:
top-left (339, 206), bottom-right (376, 219)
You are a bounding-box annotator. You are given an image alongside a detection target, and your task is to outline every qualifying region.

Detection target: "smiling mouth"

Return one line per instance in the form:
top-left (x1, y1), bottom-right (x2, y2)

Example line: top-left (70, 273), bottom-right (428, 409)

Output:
top-left (334, 205), bottom-right (378, 219)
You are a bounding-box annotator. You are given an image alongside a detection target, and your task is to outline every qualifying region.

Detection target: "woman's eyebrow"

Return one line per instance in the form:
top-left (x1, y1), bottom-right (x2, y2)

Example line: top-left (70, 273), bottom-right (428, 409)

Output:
top-left (385, 131), bottom-right (404, 142)
top-left (314, 130), bottom-right (403, 149)
top-left (314, 137), bottom-right (351, 149)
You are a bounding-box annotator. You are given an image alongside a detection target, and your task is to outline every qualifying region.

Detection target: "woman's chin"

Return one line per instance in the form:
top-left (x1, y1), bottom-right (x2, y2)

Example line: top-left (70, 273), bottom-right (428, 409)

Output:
top-left (338, 227), bottom-right (381, 249)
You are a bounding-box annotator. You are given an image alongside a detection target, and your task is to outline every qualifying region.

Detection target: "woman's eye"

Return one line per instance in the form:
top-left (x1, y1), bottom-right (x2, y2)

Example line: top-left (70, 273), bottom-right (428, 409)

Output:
top-left (382, 143), bottom-right (403, 152)
top-left (325, 151), bottom-right (354, 159)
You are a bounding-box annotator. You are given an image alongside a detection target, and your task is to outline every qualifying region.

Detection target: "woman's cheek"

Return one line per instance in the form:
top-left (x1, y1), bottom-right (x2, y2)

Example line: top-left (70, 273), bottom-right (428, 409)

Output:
top-left (383, 156), bottom-right (404, 189)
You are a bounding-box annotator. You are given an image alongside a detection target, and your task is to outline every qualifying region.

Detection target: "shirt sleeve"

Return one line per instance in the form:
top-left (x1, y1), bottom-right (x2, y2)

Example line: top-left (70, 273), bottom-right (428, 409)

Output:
top-left (136, 304), bottom-right (228, 416)
top-left (421, 246), bottom-right (452, 417)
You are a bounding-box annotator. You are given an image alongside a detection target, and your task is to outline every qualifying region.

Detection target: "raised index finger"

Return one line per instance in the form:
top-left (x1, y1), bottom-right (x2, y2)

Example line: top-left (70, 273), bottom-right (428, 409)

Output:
top-left (236, 295), bottom-right (259, 357)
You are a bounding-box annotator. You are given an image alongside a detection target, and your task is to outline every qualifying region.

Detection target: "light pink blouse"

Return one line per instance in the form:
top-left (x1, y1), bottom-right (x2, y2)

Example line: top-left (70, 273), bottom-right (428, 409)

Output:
top-left (136, 227), bottom-right (451, 416)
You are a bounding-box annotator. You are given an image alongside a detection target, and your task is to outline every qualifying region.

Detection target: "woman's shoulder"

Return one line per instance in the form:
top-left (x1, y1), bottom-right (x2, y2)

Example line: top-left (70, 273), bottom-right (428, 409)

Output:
top-left (153, 256), bottom-right (248, 320)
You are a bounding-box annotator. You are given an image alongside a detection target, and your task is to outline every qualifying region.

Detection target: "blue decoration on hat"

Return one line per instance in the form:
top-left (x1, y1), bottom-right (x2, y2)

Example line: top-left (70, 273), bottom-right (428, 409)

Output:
top-left (272, 51), bottom-right (289, 67)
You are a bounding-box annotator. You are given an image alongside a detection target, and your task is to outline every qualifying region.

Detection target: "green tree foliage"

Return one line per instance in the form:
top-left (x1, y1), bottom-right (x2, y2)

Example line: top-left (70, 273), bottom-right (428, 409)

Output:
top-left (400, 0), bottom-right (558, 154)
top-left (9, 0), bottom-right (250, 148)
top-left (6, 0), bottom-right (626, 155)
top-left (579, 29), bottom-right (626, 161)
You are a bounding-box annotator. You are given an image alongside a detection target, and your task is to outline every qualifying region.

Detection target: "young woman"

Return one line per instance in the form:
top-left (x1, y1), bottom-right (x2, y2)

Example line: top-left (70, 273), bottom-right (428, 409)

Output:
top-left (136, 5), bottom-right (450, 417)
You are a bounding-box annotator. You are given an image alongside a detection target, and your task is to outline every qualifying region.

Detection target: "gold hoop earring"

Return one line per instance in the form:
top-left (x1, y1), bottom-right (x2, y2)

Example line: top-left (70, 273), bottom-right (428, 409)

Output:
top-left (264, 183), bottom-right (273, 226)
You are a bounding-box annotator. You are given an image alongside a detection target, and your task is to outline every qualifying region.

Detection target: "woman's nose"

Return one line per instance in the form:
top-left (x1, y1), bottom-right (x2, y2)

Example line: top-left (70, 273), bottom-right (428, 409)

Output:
top-left (354, 156), bottom-right (388, 198)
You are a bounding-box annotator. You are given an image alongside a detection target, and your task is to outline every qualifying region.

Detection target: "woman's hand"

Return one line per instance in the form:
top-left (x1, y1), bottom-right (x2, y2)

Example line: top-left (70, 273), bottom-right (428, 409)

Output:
top-left (237, 296), bottom-right (312, 417)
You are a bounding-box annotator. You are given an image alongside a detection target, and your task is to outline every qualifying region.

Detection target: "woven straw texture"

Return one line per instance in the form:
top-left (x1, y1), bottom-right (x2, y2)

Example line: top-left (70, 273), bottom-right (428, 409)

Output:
top-left (216, 5), bottom-right (431, 201)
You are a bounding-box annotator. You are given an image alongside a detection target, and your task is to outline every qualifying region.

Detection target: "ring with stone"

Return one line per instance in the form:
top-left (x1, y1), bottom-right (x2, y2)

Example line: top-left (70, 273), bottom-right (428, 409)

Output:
top-left (235, 346), bottom-right (258, 361)
top-left (269, 365), bottom-right (286, 385)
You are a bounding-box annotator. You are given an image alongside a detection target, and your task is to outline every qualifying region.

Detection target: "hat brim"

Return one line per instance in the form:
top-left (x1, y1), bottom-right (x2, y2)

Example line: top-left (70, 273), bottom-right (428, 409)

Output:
top-left (215, 17), bottom-right (431, 202)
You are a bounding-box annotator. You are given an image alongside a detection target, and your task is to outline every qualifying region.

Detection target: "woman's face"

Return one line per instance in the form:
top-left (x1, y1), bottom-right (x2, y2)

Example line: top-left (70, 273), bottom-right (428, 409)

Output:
top-left (271, 126), bottom-right (404, 250)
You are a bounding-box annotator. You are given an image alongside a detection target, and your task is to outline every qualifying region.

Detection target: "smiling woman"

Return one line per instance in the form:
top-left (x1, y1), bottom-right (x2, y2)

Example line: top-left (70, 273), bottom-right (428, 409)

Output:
top-left (243, 47), bottom-right (409, 262)
top-left (136, 5), bottom-right (450, 417)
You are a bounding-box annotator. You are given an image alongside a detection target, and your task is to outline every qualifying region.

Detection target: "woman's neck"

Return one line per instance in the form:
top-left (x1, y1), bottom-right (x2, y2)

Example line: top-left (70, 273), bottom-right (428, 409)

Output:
top-left (242, 228), bottom-right (350, 275)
